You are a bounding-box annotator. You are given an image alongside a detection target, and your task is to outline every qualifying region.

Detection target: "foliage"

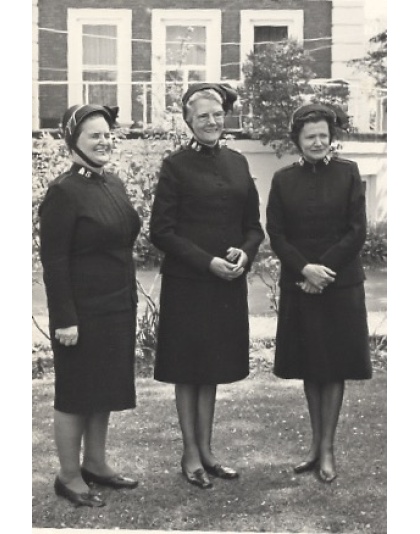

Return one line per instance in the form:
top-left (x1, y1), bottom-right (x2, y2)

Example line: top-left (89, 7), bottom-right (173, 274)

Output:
top-left (32, 134), bottom-right (70, 274)
top-left (348, 30), bottom-right (387, 89)
top-left (361, 222), bottom-right (387, 266)
top-left (370, 335), bottom-right (387, 371)
top-left (240, 39), bottom-right (315, 157)
top-left (135, 275), bottom-right (160, 357)
top-left (240, 39), bottom-right (351, 157)
top-left (249, 241), bottom-right (281, 314)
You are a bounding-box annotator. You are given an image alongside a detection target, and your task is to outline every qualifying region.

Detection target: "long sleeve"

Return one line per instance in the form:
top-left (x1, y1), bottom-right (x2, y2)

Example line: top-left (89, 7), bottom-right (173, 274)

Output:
top-left (240, 176), bottom-right (265, 267)
top-left (39, 184), bottom-right (79, 329)
top-left (150, 159), bottom-right (214, 274)
top-left (319, 162), bottom-right (367, 270)
top-left (266, 175), bottom-right (309, 276)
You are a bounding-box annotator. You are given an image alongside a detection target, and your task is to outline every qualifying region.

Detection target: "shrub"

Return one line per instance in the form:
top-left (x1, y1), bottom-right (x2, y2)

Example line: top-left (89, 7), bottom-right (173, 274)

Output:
top-left (361, 222), bottom-right (387, 267)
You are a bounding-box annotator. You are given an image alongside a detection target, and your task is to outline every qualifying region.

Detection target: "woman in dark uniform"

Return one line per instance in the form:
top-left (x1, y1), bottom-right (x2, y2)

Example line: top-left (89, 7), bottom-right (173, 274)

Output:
top-left (266, 103), bottom-right (372, 483)
top-left (150, 83), bottom-right (264, 489)
top-left (39, 105), bottom-right (140, 506)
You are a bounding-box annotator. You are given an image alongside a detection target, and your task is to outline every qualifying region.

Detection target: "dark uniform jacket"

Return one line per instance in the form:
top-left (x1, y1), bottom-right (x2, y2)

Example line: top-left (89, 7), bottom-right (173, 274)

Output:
top-left (150, 141), bottom-right (265, 279)
top-left (266, 156), bottom-right (367, 290)
top-left (39, 163), bottom-right (141, 330)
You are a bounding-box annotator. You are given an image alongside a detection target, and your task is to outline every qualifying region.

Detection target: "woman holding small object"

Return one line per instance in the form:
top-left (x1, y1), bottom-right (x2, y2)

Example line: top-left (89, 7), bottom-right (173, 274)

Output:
top-left (150, 83), bottom-right (264, 489)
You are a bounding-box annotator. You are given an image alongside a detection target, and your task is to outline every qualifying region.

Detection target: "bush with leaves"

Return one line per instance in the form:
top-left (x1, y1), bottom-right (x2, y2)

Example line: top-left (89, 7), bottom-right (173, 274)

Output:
top-left (348, 30), bottom-right (387, 90)
top-left (240, 39), bottom-right (314, 157)
top-left (361, 222), bottom-right (387, 267)
top-left (240, 39), bottom-right (352, 156)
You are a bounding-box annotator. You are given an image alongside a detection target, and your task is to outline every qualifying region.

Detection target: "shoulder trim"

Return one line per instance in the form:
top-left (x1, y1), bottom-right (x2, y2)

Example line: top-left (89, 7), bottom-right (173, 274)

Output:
top-left (163, 146), bottom-right (188, 161)
top-left (331, 156), bottom-right (356, 166)
top-left (275, 162), bottom-right (300, 175)
top-left (223, 145), bottom-right (244, 156)
top-left (51, 168), bottom-right (74, 186)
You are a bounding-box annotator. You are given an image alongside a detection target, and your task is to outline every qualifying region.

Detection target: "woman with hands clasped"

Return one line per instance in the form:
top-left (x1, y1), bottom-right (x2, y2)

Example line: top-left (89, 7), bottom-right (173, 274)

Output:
top-left (39, 105), bottom-right (140, 507)
top-left (266, 103), bottom-right (372, 484)
top-left (150, 83), bottom-right (264, 489)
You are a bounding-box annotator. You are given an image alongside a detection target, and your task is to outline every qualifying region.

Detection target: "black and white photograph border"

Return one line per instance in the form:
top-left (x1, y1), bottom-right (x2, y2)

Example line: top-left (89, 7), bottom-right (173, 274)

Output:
top-left (14, 0), bottom-right (409, 533)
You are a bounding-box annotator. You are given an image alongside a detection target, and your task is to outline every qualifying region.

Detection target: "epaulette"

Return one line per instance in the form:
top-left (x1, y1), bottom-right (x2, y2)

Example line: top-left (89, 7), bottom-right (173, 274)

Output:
top-left (162, 145), bottom-right (186, 160)
top-left (225, 145), bottom-right (243, 155)
top-left (331, 156), bottom-right (356, 165)
top-left (52, 168), bottom-right (74, 185)
top-left (281, 162), bottom-right (300, 172)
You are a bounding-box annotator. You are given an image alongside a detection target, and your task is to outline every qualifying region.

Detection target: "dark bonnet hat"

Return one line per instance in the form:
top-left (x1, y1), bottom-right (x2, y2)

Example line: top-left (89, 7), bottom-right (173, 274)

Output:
top-left (62, 104), bottom-right (119, 148)
top-left (291, 102), bottom-right (350, 131)
top-left (181, 83), bottom-right (238, 120)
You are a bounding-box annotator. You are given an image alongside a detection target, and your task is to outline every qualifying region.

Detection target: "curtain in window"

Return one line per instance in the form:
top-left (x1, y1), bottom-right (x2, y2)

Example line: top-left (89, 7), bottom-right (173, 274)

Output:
top-left (83, 25), bottom-right (117, 66)
top-left (82, 25), bottom-right (118, 105)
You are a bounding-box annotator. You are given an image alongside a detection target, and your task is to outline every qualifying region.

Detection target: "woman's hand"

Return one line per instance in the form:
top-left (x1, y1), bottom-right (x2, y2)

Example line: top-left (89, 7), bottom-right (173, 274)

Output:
top-left (296, 280), bottom-right (323, 294)
top-left (210, 257), bottom-right (244, 281)
top-left (55, 325), bottom-right (79, 346)
top-left (226, 247), bottom-right (248, 271)
top-left (301, 264), bottom-right (336, 290)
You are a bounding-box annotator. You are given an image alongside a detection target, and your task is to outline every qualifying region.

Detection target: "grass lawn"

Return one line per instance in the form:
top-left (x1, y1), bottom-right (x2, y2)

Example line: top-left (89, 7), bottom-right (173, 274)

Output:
top-left (32, 366), bottom-right (386, 533)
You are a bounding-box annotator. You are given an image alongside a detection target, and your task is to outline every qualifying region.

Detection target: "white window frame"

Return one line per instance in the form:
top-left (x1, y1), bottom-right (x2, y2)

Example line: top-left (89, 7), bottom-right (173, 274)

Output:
top-left (151, 9), bottom-right (221, 124)
top-left (68, 9), bottom-right (132, 125)
top-left (240, 10), bottom-right (304, 82)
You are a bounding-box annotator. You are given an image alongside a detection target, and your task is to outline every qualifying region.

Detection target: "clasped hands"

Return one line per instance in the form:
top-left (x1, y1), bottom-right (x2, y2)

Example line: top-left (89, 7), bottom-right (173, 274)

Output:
top-left (297, 263), bottom-right (336, 294)
top-left (209, 247), bottom-right (248, 281)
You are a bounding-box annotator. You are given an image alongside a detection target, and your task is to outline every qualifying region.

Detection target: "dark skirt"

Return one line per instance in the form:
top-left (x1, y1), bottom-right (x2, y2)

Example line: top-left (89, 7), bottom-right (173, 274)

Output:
top-left (51, 309), bottom-right (137, 414)
top-left (274, 283), bottom-right (372, 381)
top-left (154, 275), bottom-right (250, 385)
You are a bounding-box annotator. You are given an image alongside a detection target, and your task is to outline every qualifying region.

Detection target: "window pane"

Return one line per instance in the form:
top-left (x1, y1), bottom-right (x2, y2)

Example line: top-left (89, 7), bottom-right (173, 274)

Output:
top-left (83, 70), bottom-right (117, 82)
top-left (83, 25), bottom-right (117, 66)
top-left (86, 84), bottom-right (118, 106)
top-left (166, 26), bottom-right (206, 66)
top-left (165, 70), bottom-right (183, 83)
top-left (188, 70), bottom-right (206, 82)
top-left (254, 26), bottom-right (288, 52)
top-left (165, 70), bottom-right (183, 110)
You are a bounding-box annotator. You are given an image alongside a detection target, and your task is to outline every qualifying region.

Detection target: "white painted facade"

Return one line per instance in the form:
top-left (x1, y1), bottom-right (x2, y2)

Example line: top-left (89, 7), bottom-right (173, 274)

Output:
top-left (332, 0), bottom-right (386, 132)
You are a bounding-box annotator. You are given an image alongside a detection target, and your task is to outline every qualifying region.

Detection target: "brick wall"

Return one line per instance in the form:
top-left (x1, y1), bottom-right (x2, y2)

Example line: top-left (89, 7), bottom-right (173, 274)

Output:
top-left (37, 0), bottom-right (331, 127)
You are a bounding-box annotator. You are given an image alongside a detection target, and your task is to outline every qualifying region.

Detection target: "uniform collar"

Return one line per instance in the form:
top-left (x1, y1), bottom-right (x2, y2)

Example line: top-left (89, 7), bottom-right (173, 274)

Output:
top-left (298, 153), bottom-right (332, 167)
top-left (71, 163), bottom-right (106, 182)
top-left (188, 138), bottom-right (221, 155)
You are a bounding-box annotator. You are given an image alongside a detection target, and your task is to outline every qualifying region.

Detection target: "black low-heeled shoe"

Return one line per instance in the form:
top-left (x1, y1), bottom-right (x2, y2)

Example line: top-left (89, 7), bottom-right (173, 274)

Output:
top-left (181, 467), bottom-right (213, 489)
top-left (81, 467), bottom-right (138, 489)
top-left (54, 476), bottom-right (106, 507)
top-left (203, 463), bottom-right (239, 479)
top-left (293, 458), bottom-right (319, 474)
top-left (318, 468), bottom-right (337, 484)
